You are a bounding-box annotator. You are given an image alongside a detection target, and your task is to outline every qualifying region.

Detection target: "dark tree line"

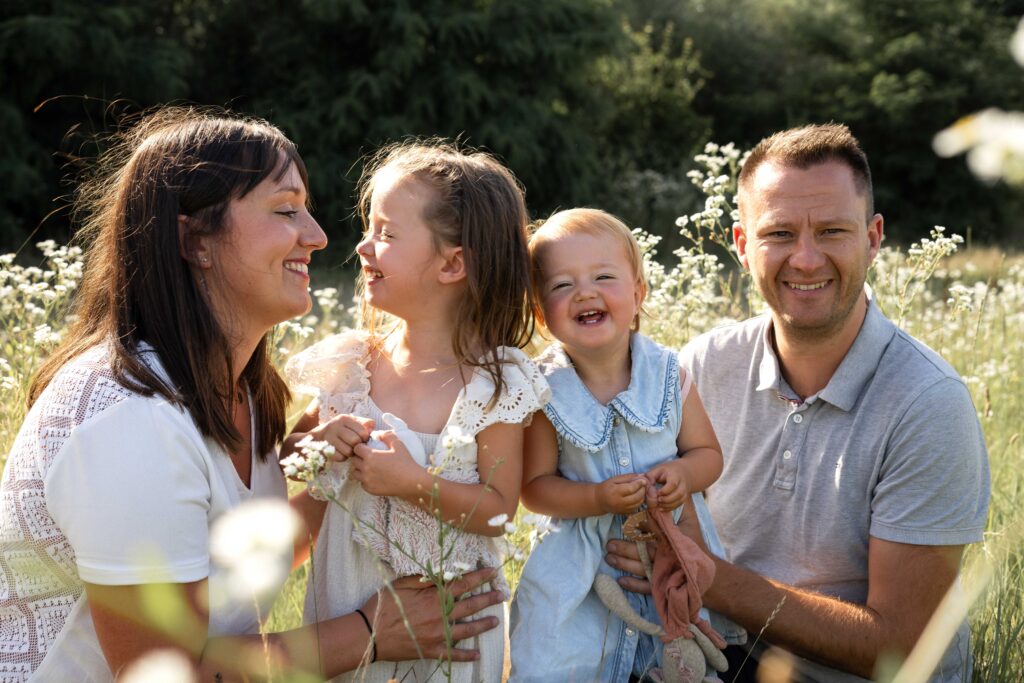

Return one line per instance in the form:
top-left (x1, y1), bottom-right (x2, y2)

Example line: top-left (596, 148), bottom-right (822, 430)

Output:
top-left (2, 0), bottom-right (1022, 256)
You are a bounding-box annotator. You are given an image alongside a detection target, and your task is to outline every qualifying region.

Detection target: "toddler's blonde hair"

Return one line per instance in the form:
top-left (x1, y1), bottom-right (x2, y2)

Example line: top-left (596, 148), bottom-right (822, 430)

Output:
top-left (528, 207), bottom-right (648, 332)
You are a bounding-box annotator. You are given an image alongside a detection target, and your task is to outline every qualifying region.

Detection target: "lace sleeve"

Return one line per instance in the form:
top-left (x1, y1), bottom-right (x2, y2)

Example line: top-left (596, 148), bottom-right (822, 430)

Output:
top-left (452, 346), bottom-right (551, 436)
top-left (283, 331), bottom-right (371, 412)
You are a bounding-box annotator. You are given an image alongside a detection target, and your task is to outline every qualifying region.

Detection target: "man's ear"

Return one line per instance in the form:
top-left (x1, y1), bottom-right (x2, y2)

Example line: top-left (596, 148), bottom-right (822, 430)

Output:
top-left (733, 224), bottom-right (750, 270)
top-left (437, 245), bottom-right (466, 284)
top-left (178, 215), bottom-right (212, 268)
top-left (866, 213), bottom-right (884, 262)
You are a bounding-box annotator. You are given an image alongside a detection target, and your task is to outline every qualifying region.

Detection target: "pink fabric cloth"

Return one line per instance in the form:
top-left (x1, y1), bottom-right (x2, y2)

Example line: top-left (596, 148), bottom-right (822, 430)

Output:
top-left (645, 481), bottom-right (726, 648)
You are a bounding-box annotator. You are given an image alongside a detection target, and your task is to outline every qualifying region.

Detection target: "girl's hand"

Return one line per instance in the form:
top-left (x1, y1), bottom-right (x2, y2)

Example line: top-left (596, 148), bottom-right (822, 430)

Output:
top-left (645, 461), bottom-right (689, 511)
top-left (595, 474), bottom-right (647, 514)
top-left (351, 431), bottom-right (427, 498)
top-left (308, 414), bottom-right (375, 461)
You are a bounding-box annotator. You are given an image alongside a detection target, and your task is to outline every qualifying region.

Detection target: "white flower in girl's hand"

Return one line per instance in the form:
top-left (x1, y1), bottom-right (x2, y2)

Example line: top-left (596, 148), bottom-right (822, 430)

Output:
top-left (281, 436), bottom-right (333, 482)
top-left (442, 426), bottom-right (474, 451)
top-left (488, 513), bottom-right (509, 527)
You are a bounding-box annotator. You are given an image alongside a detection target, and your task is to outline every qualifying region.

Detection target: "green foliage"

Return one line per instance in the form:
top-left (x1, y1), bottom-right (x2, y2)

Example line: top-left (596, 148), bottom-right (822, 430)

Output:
top-left (629, 0), bottom-right (1024, 243)
top-left (3, 0), bottom-right (1024, 251)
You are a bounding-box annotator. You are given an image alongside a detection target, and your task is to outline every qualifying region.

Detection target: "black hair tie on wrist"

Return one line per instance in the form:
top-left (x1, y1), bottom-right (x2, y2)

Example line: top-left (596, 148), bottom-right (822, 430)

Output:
top-left (355, 608), bottom-right (377, 663)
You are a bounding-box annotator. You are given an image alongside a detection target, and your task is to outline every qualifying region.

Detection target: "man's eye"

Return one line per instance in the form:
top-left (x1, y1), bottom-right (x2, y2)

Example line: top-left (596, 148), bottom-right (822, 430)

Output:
top-left (276, 211), bottom-right (298, 218)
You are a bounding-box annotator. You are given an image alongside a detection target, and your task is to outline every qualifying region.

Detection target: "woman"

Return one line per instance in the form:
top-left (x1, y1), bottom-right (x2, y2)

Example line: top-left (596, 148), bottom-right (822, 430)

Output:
top-left (0, 108), bottom-right (501, 681)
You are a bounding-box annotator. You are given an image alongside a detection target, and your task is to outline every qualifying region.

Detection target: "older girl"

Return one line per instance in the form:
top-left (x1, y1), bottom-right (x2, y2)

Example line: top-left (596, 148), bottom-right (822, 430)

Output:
top-left (284, 141), bottom-right (548, 682)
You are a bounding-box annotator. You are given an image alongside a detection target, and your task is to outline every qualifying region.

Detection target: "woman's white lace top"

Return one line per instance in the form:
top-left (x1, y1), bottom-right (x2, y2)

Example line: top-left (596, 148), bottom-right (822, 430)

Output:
top-left (0, 345), bottom-right (287, 682)
top-left (285, 330), bottom-right (550, 585)
top-left (0, 346), bottom-right (134, 679)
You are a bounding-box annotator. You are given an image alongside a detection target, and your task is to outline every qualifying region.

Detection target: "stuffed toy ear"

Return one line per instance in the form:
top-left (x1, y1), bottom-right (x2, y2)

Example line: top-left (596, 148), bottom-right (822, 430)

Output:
top-left (593, 573), bottom-right (663, 637)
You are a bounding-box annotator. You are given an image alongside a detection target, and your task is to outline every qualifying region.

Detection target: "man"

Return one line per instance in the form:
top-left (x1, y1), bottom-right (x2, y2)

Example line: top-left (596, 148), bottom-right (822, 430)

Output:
top-left (607, 124), bottom-right (990, 682)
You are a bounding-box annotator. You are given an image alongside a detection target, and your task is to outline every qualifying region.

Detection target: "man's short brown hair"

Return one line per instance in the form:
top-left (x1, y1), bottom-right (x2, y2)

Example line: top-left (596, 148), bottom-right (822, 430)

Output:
top-left (738, 123), bottom-right (874, 219)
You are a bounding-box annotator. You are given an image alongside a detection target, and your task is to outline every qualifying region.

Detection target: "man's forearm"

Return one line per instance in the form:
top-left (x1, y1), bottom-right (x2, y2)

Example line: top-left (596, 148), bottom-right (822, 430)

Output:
top-left (709, 559), bottom-right (902, 679)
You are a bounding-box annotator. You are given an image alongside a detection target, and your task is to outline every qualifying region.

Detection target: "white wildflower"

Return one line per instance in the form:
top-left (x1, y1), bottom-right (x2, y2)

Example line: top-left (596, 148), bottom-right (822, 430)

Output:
top-left (488, 513), bottom-right (509, 527)
top-left (209, 498), bottom-right (300, 605)
top-left (119, 648), bottom-right (196, 683)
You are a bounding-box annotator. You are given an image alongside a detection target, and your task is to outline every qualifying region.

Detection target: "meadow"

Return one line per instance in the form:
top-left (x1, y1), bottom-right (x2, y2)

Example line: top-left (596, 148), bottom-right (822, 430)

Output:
top-left (1, 145), bottom-right (1021, 681)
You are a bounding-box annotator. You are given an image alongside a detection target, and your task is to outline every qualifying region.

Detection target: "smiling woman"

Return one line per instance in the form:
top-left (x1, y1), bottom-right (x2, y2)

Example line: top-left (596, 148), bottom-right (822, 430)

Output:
top-left (0, 107), bottom-right (503, 682)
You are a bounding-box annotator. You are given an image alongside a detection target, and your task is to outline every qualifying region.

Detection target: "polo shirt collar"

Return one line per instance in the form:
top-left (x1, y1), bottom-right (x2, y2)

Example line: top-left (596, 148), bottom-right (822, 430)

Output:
top-left (754, 288), bottom-right (896, 411)
top-left (539, 333), bottom-right (675, 452)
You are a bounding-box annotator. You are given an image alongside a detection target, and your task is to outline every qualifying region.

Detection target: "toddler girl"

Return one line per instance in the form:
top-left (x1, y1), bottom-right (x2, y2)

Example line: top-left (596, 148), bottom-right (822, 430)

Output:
top-left (284, 142), bottom-right (549, 682)
top-left (509, 208), bottom-right (725, 682)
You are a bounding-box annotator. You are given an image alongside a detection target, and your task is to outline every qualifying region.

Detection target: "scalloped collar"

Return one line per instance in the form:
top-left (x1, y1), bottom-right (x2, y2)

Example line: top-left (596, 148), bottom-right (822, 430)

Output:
top-left (537, 334), bottom-right (677, 452)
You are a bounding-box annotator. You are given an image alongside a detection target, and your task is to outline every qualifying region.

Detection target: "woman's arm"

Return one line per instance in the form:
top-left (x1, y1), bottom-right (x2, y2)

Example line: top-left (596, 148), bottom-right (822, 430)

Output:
top-left (519, 412), bottom-right (646, 518)
top-left (349, 422), bottom-right (523, 536)
top-left (85, 568), bottom-right (504, 681)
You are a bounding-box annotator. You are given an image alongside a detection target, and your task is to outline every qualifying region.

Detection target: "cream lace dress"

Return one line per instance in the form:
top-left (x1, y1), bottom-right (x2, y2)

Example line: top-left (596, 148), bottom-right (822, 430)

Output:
top-left (285, 331), bottom-right (549, 683)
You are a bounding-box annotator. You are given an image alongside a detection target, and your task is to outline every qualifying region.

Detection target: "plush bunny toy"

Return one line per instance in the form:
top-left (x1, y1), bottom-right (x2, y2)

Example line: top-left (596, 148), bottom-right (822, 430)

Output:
top-left (594, 490), bottom-right (729, 683)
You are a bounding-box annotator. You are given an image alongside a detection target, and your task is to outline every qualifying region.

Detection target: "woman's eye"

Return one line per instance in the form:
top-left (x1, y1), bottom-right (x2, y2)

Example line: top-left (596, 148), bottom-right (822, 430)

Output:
top-left (551, 282), bottom-right (570, 291)
top-left (276, 210), bottom-right (299, 218)
top-left (597, 274), bottom-right (614, 281)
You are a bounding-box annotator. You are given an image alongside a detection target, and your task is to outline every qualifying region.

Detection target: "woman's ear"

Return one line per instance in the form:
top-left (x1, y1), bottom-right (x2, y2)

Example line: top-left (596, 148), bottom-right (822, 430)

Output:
top-left (178, 215), bottom-right (212, 268)
top-left (437, 245), bottom-right (466, 284)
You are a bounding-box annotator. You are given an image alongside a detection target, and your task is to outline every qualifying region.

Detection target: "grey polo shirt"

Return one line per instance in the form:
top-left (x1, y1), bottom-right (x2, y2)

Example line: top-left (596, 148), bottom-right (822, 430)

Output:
top-left (679, 296), bottom-right (990, 682)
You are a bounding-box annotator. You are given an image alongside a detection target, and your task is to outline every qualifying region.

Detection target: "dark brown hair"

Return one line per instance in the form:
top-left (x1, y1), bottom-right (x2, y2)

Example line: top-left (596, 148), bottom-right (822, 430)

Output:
top-left (30, 107), bottom-right (305, 458)
top-left (738, 123), bottom-right (874, 219)
top-left (355, 139), bottom-right (533, 404)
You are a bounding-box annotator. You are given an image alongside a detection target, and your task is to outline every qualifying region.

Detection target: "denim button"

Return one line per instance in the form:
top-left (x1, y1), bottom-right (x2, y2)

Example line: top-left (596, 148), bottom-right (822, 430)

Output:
top-left (619, 457), bottom-right (629, 466)
top-left (783, 450), bottom-right (793, 459)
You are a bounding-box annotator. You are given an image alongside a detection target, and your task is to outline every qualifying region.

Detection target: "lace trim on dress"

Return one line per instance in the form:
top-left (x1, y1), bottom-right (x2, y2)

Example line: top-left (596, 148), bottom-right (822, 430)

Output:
top-left (284, 335), bottom-right (551, 590)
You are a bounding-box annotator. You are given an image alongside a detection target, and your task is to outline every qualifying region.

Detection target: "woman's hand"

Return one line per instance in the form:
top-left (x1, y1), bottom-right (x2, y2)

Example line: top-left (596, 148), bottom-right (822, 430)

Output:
top-left (595, 474), bottom-right (647, 514)
top-left (350, 431), bottom-right (428, 498)
top-left (363, 568), bottom-right (504, 661)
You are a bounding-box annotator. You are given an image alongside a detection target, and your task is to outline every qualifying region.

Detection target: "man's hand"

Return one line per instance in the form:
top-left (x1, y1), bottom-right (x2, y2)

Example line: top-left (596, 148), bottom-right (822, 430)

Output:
top-left (605, 539), bottom-right (653, 594)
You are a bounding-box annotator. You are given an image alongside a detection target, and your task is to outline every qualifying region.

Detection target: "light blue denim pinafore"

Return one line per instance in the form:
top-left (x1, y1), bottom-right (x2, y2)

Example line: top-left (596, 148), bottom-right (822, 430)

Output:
top-left (509, 333), bottom-right (741, 683)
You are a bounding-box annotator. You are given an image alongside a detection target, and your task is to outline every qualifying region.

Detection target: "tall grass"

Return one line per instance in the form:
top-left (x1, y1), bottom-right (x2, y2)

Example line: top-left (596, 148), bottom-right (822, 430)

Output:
top-left (1, 145), bottom-right (1020, 680)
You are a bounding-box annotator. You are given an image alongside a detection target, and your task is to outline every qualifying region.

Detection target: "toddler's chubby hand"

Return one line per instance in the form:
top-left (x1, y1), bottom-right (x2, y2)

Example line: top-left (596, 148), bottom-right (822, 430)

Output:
top-left (595, 474), bottom-right (648, 515)
top-left (351, 430), bottom-right (425, 498)
top-left (308, 414), bottom-right (375, 461)
top-left (645, 461), bottom-right (689, 511)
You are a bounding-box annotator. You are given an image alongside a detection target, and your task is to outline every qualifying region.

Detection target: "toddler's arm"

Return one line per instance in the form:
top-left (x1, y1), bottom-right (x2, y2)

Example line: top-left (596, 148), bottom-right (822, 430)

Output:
top-left (350, 421), bottom-right (523, 537)
top-left (647, 381), bottom-right (723, 511)
top-left (520, 412), bottom-right (646, 518)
